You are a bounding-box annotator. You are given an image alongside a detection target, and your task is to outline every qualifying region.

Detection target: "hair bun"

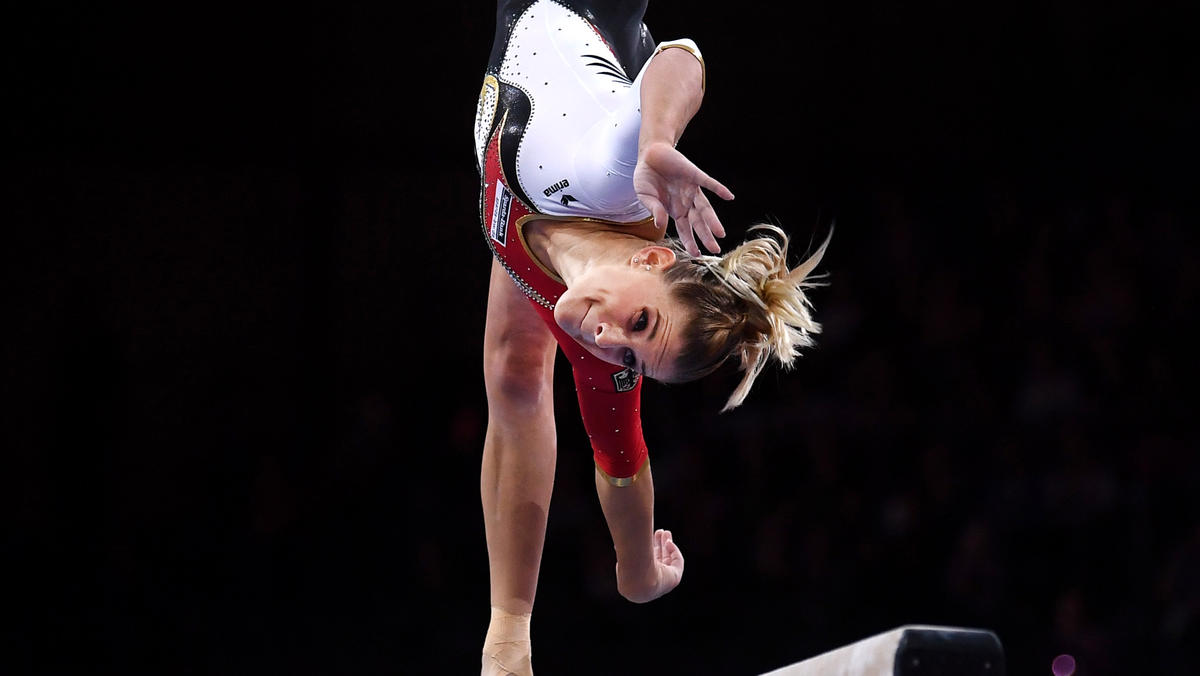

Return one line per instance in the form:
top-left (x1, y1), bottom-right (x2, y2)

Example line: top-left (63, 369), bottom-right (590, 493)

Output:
top-left (714, 224), bottom-right (831, 410)
top-left (663, 224), bottom-right (830, 411)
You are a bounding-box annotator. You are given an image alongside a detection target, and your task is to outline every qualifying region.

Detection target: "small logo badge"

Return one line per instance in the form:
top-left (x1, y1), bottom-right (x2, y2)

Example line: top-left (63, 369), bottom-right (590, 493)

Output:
top-left (582, 53), bottom-right (633, 86)
top-left (560, 194), bottom-right (578, 207)
top-left (612, 368), bottom-right (639, 393)
top-left (543, 178), bottom-right (570, 197)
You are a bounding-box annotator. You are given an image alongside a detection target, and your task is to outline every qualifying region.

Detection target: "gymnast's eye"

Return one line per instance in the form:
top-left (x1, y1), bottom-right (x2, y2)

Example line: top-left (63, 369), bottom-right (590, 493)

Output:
top-left (632, 310), bottom-right (649, 332)
top-left (622, 348), bottom-right (637, 368)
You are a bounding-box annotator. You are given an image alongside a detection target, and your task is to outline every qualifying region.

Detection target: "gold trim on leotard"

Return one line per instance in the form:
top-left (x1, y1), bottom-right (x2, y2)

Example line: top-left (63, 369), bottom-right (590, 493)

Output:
top-left (595, 458), bottom-right (649, 487)
top-left (655, 42), bottom-right (706, 91)
top-left (475, 75), bottom-right (500, 162)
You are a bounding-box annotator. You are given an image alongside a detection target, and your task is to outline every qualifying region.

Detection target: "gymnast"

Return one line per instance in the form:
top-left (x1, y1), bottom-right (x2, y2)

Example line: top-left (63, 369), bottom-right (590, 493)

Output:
top-left (474, 1), bottom-right (828, 673)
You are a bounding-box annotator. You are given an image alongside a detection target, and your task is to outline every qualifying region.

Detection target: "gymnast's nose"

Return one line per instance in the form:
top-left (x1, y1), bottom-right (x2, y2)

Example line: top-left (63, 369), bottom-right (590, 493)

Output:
top-left (594, 322), bottom-right (627, 347)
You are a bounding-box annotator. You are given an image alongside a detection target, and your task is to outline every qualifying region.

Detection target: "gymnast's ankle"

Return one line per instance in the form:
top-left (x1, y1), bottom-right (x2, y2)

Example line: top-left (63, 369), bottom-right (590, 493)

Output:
top-left (482, 606), bottom-right (533, 676)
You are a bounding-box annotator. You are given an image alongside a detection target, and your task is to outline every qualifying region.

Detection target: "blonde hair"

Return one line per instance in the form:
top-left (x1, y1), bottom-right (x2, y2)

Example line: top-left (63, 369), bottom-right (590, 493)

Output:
top-left (663, 224), bottom-right (830, 411)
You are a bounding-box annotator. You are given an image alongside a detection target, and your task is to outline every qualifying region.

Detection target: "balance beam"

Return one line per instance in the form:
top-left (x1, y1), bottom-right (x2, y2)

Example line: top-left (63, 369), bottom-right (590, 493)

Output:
top-left (759, 625), bottom-right (1005, 676)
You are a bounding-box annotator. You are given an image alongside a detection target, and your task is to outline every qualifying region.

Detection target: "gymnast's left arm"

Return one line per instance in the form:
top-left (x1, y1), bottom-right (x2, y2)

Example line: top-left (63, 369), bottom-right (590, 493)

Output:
top-left (633, 42), bottom-right (735, 256)
top-left (594, 461), bottom-right (685, 604)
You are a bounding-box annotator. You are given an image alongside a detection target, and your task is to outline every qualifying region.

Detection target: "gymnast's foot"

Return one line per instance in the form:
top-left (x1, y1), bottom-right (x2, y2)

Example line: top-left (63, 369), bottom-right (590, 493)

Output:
top-left (616, 529), bottom-right (685, 603)
top-left (482, 608), bottom-right (533, 676)
top-left (482, 650), bottom-right (531, 676)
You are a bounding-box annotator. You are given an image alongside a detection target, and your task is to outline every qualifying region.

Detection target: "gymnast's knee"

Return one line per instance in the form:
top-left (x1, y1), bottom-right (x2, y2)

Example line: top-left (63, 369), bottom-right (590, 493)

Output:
top-left (483, 336), bottom-right (555, 416)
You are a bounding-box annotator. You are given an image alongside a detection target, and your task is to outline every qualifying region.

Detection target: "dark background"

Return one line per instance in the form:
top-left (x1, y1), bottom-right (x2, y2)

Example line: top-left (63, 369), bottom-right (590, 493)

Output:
top-left (7, 1), bottom-right (1197, 674)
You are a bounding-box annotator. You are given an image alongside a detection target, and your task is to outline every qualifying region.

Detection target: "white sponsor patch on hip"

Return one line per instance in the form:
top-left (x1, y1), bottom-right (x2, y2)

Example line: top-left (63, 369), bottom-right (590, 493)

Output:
top-left (490, 180), bottom-right (512, 247)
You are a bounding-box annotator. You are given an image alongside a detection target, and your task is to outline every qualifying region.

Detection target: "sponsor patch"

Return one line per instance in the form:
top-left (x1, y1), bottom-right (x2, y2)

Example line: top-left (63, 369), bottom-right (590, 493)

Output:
top-left (612, 368), bottom-right (639, 393)
top-left (490, 181), bottom-right (512, 246)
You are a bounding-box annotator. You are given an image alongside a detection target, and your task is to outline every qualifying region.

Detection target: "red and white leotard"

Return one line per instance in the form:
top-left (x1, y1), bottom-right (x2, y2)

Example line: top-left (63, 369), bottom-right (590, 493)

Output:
top-left (474, 0), bottom-right (703, 484)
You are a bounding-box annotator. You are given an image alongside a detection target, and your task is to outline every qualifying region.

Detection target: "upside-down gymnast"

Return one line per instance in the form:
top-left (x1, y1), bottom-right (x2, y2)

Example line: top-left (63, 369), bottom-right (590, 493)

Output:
top-left (474, 1), bottom-right (829, 673)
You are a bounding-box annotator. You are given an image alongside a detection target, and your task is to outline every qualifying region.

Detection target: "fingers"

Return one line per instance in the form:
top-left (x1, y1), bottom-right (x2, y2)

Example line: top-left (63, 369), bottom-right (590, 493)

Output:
top-left (652, 203), bottom-right (669, 235)
top-left (690, 191), bottom-right (724, 254)
top-left (695, 191), bottom-right (725, 239)
top-left (688, 161), bottom-right (734, 203)
top-left (640, 194), bottom-right (669, 233)
top-left (692, 215), bottom-right (718, 254)
top-left (664, 540), bottom-right (682, 567)
top-left (685, 166), bottom-right (731, 254)
top-left (654, 529), bottom-right (683, 569)
top-left (654, 529), bottom-right (673, 549)
top-left (702, 173), bottom-right (735, 202)
top-left (638, 154), bottom-right (732, 255)
top-left (675, 214), bottom-right (700, 257)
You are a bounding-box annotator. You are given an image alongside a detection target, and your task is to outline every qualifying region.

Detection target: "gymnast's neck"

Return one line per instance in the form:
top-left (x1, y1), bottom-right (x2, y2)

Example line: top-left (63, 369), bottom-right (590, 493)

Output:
top-left (523, 219), bottom-right (648, 286)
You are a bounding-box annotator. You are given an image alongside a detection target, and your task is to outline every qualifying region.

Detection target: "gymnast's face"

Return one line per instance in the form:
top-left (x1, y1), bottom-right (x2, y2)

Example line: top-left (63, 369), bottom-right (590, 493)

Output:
top-left (554, 246), bottom-right (688, 382)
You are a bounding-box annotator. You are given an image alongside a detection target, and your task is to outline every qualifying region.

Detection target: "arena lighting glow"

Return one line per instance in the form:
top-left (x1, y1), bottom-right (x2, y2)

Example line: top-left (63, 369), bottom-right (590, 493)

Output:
top-left (1052, 654), bottom-right (1077, 676)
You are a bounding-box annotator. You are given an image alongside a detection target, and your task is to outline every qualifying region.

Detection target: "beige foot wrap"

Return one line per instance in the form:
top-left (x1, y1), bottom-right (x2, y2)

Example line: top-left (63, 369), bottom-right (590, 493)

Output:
top-left (481, 607), bottom-right (533, 676)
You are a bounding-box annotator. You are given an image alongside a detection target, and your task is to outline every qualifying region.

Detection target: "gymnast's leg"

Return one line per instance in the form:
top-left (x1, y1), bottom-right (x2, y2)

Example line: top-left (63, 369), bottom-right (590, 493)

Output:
top-left (480, 259), bottom-right (559, 676)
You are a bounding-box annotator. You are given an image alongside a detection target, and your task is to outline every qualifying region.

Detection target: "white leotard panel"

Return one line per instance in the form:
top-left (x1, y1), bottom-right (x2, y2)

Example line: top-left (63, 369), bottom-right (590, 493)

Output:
top-left (492, 0), bottom-right (701, 222)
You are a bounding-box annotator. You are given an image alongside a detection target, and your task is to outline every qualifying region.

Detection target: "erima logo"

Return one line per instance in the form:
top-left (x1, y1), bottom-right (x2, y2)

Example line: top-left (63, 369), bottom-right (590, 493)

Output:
top-left (612, 368), bottom-right (639, 393)
top-left (543, 179), bottom-right (569, 197)
top-left (560, 194), bottom-right (578, 207)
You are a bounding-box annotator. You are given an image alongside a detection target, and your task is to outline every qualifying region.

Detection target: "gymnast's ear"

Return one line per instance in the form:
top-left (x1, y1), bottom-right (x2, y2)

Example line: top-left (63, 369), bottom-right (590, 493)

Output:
top-left (632, 245), bottom-right (677, 271)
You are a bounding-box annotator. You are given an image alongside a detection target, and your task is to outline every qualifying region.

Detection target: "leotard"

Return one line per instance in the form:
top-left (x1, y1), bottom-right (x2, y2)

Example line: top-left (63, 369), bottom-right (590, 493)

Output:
top-left (474, 0), bottom-right (703, 484)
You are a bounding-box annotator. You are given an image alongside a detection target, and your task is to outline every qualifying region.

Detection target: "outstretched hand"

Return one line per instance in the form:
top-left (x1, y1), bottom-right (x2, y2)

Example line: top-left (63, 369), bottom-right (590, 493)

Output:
top-left (634, 142), bottom-right (735, 256)
top-left (616, 529), bottom-right (685, 604)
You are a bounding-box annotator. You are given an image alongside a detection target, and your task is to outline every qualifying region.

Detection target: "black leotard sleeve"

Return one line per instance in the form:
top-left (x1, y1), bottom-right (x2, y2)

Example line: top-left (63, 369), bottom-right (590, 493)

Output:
top-left (487, 0), bottom-right (656, 77)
